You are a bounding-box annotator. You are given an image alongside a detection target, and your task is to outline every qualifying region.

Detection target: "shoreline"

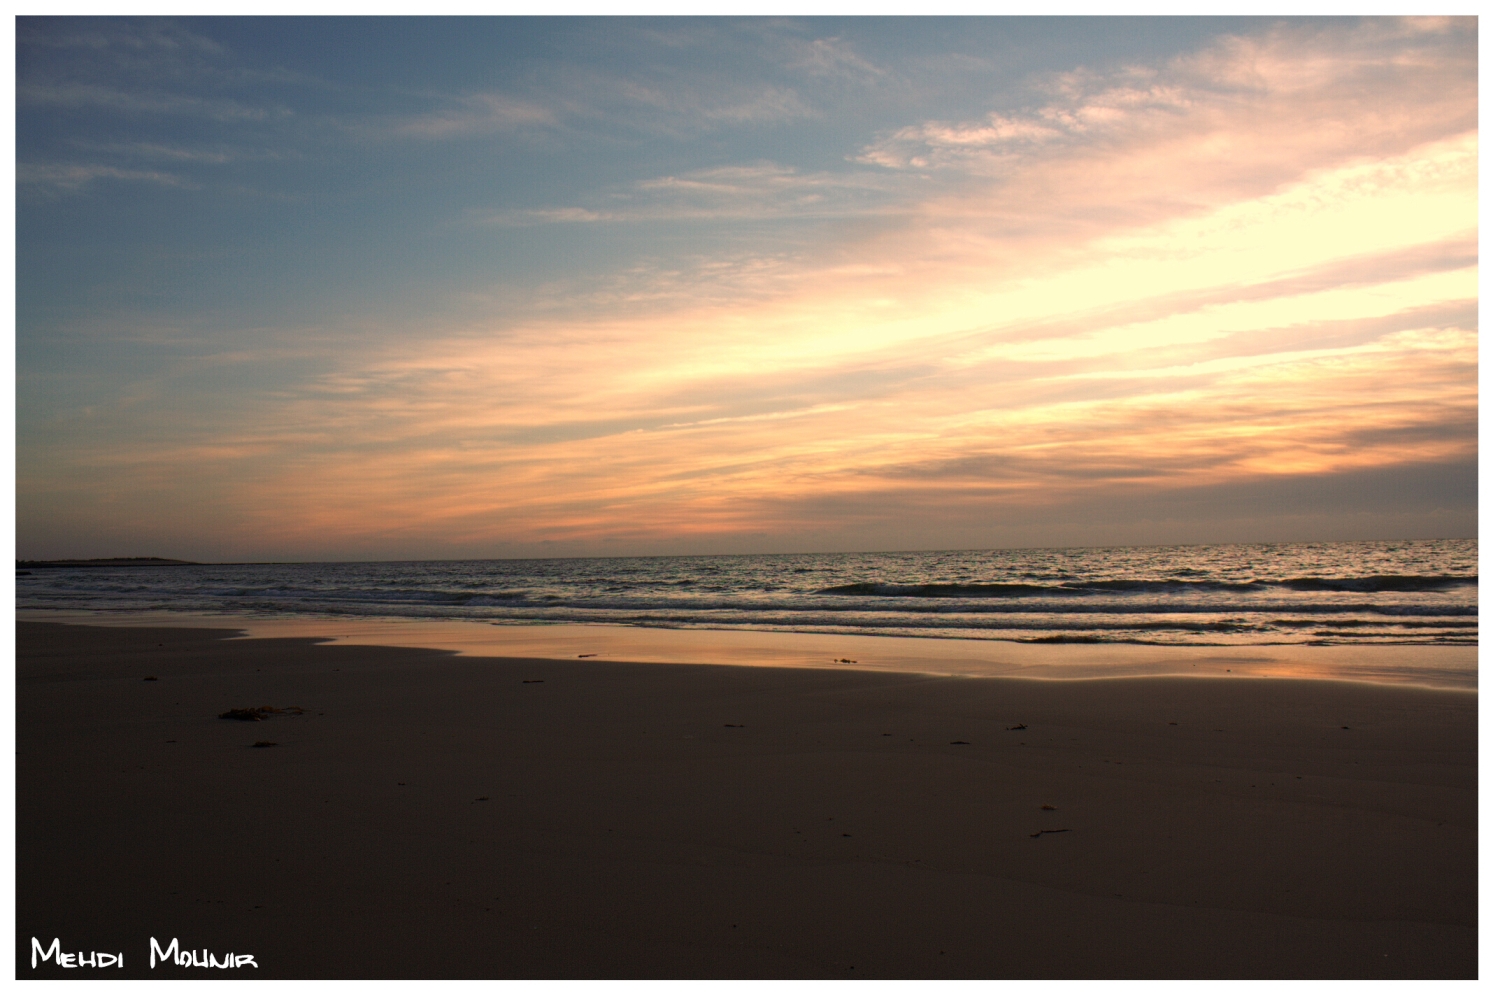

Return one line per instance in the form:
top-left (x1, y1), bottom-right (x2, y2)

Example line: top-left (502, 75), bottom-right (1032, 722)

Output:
top-left (15, 608), bottom-right (1480, 689)
top-left (17, 620), bottom-right (1477, 978)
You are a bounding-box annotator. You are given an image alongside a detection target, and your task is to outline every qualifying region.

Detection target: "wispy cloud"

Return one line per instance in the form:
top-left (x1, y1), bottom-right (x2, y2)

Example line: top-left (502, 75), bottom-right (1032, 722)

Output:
top-left (858, 18), bottom-right (1473, 179)
top-left (17, 161), bottom-right (193, 190)
top-left (17, 81), bottom-right (288, 121)
top-left (480, 161), bottom-right (898, 226)
top-left (374, 92), bottom-right (557, 139)
top-left (610, 80), bottom-right (815, 126)
top-left (785, 35), bottom-right (886, 83)
top-left (18, 19), bottom-right (223, 55)
top-left (64, 139), bottom-right (291, 164)
top-left (351, 75), bottom-right (814, 144)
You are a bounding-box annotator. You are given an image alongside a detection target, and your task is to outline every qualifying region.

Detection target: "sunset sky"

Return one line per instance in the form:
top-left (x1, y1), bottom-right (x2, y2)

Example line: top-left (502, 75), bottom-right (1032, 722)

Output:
top-left (15, 16), bottom-right (1478, 562)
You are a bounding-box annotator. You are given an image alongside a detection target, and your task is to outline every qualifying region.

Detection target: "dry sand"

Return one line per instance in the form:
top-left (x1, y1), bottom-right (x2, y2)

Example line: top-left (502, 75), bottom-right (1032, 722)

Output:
top-left (16, 621), bottom-right (1476, 978)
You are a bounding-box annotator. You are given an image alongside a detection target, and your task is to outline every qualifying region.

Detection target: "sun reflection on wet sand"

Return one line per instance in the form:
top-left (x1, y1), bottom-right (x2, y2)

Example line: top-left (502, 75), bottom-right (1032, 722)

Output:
top-left (17, 610), bottom-right (1476, 689)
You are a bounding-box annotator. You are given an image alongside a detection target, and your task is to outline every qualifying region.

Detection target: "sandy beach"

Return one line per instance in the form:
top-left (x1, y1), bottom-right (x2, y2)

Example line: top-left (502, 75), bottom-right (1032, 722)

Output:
top-left (16, 620), bottom-right (1476, 978)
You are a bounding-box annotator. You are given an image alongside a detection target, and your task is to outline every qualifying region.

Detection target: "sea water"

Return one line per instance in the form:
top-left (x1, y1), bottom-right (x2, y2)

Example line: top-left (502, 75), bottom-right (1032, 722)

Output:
top-left (16, 538), bottom-right (1476, 648)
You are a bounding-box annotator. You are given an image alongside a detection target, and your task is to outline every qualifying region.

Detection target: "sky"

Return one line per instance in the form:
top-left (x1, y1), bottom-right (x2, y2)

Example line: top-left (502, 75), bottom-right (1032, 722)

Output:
top-left (13, 16), bottom-right (1479, 562)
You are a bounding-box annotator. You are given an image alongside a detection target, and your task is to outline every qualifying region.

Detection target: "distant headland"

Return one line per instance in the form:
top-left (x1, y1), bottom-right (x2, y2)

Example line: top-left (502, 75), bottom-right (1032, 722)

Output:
top-left (17, 557), bottom-right (202, 569)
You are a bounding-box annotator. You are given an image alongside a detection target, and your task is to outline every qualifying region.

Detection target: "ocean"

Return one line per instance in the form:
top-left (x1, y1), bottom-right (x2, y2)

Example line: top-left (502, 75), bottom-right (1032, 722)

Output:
top-left (16, 538), bottom-right (1476, 648)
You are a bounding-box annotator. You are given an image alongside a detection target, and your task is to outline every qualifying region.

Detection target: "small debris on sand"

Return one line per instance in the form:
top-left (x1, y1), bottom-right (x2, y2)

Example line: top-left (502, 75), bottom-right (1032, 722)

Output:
top-left (219, 705), bottom-right (304, 721)
top-left (1041, 804), bottom-right (1057, 810)
top-left (835, 658), bottom-right (858, 663)
top-left (578, 654), bottom-right (597, 658)
top-left (1007, 724), bottom-right (1027, 731)
top-left (474, 796), bottom-right (489, 802)
top-left (143, 676), bottom-right (158, 682)
top-left (1030, 828), bottom-right (1071, 838)
top-left (522, 680), bottom-right (545, 684)
top-left (950, 740), bottom-right (970, 745)
top-left (724, 723), bottom-right (745, 728)
top-left (251, 741), bottom-right (277, 748)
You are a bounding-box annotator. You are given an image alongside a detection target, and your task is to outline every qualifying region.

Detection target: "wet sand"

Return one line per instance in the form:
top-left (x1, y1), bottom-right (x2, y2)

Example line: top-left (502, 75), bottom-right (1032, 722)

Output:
top-left (16, 621), bottom-right (1477, 978)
